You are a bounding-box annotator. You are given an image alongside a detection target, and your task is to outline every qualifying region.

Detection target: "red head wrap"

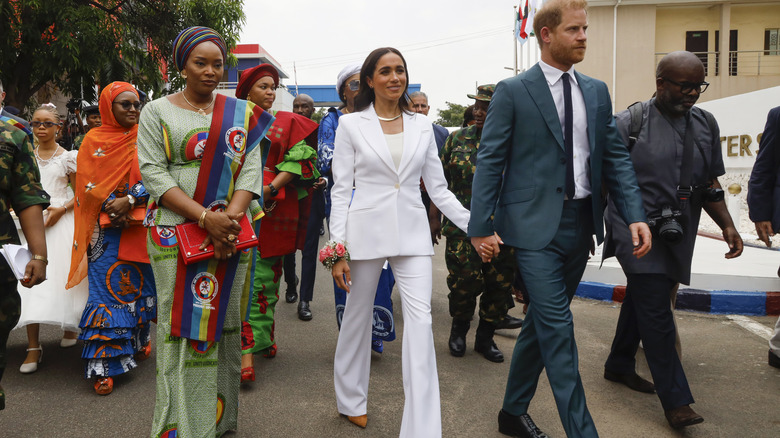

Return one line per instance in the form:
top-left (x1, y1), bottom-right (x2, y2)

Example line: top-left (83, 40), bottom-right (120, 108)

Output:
top-left (235, 63), bottom-right (279, 100)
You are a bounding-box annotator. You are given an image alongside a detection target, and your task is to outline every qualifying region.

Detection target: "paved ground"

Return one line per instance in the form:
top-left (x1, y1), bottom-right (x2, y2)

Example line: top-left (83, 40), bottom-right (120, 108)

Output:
top-left (1, 245), bottom-right (778, 437)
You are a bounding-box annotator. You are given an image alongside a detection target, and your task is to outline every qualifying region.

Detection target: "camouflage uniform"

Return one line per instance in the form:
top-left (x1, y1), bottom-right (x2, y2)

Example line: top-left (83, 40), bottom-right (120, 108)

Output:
top-left (441, 122), bottom-right (515, 324)
top-left (0, 120), bottom-right (50, 383)
top-left (72, 133), bottom-right (85, 151)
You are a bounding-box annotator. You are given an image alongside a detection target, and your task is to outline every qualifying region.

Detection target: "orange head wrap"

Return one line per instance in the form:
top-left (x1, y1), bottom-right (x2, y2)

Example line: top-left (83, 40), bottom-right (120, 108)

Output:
top-left (67, 82), bottom-right (143, 288)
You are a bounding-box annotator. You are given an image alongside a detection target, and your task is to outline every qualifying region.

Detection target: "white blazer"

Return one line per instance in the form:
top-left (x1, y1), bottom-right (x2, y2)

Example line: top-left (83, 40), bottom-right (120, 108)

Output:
top-left (330, 104), bottom-right (469, 260)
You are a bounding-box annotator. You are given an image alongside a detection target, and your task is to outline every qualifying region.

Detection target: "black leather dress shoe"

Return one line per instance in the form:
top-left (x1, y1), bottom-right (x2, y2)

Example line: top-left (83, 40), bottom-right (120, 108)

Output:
top-left (297, 301), bottom-right (312, 321)
top-left (285, 275), bottom-right (299, 303)
top-left (604, 369), bottom-right (655, 393)
top-left (770, 349), bottom-right (780, 369)
top-left (498, 410), bottom-right (548, 438)
top-left (665, 405), bottom-right (703, 429)
top-left (495, 315), bottom-right (524, 330)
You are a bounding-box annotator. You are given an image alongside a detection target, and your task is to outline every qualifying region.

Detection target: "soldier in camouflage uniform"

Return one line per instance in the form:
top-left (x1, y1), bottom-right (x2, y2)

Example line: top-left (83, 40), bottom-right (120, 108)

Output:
top-left (431, 84), bottom-right (521, 363)
top-left (0, 119), bottom-right (50, 410)
top-left (71, 105), bottom-right (100, 151)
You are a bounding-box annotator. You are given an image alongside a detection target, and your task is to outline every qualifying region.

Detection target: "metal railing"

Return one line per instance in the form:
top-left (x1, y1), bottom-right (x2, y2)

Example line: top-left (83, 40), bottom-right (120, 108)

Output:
top-left (655, 51), bottom-right (780, 77)
top-left (216, 81), bottom-right (238, 90)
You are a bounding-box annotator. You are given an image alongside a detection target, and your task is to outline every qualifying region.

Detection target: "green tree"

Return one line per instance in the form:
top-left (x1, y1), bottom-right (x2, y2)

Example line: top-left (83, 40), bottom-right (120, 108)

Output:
top-left (0, 0), bottom-right (245, 108)
top-left (435, 101), bottom-right (468, 128)
top-left (311, 107), bottom-right (327, 124)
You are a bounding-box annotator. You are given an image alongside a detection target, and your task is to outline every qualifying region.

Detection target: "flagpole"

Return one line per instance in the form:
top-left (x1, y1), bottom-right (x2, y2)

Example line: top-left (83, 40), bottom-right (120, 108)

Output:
top-left (514, 5), bottom-right (519, 76)
top-left (294, 61), bottom-right (299, 95)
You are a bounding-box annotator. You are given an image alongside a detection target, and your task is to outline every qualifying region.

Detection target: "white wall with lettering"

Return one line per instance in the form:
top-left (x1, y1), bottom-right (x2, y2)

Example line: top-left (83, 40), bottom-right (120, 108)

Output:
top-left (697, 86), bottom-right (780, 172)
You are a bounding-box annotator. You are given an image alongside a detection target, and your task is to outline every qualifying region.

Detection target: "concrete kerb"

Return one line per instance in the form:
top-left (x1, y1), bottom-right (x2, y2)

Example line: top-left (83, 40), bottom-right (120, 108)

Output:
top-left (576, 281), bottom-right (780, 316)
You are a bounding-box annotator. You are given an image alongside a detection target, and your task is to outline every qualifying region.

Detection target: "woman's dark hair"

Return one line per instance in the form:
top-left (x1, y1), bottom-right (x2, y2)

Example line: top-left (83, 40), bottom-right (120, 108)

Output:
top-left (338, 83), bottom-right (347, 106)
top-left (354, 47), bottom-right (411, 114)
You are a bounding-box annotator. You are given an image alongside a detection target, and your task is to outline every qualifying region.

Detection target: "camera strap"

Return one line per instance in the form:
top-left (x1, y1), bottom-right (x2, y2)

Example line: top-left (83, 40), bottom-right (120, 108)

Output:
top-left (677, 114), bottom-right (695, 211)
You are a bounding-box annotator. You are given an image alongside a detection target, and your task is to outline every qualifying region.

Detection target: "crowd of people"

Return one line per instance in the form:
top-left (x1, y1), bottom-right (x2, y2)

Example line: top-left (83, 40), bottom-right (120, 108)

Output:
top-left (0, 0), bottom-right (778, 437)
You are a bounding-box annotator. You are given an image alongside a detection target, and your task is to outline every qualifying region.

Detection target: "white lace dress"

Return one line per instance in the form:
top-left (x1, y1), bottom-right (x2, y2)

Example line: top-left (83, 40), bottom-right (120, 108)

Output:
top-left (15, 149), bottom-right (89, 332)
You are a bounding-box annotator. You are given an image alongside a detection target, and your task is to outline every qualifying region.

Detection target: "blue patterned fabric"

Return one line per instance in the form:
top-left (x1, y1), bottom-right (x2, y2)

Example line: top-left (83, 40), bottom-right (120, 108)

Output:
top-left (78, 227), bottom-right (156, 378)
top-left (316, 107), bottom-right (341, 176)
top-left (334, 264), bottom-right (396, 342)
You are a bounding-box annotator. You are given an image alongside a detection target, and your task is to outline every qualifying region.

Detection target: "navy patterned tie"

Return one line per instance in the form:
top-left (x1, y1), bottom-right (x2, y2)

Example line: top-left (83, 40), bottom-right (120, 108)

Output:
top-left (562, 72), bottom-right (575, 200)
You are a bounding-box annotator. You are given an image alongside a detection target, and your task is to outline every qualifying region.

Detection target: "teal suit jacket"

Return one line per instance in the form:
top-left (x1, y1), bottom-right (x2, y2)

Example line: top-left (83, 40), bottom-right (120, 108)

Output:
top-left (468, 63), bottom-right (646, 250)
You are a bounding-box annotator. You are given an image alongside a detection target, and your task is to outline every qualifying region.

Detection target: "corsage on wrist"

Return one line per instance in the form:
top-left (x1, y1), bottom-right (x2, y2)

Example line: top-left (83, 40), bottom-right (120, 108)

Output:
top-left (319, 240), bottom-right (350, 270)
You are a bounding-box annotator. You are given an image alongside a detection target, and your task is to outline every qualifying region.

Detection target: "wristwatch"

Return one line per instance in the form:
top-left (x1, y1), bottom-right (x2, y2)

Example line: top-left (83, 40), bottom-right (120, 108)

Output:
top-left (32, 254), bottom-right (48, 265)
top-left (267, 183), bottom-right (279, 198)
top-left (127, 195), bottom-right (135, 206)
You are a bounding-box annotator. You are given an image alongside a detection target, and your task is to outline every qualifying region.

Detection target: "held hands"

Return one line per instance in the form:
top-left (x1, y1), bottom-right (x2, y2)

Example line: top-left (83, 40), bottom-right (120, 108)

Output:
top-left (429, 215), bottom-right (441, 245)
top-left (628, 222), bottom-right (652, 259)
top-left (200, 211), bottom-right (244, 260)
top-left (332, 259), bottom-right (351, 293)
top-left (470, 232), bottom-right (502, 263)
top-left (312, 177), bottom-right (327, 191)
top-left (43, 206), bottom-right (66, 227)
top-left (21, 259), bottom-right (46, 287)
top-left (722, 226), bottom-right (743, 259)
top-left (754, 221), bottom-right (774, 247)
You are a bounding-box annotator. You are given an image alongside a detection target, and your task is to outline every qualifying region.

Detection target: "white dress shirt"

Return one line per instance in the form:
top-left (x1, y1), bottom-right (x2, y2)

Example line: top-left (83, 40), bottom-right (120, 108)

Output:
top-left (539, 60), bottom-right (592, 199)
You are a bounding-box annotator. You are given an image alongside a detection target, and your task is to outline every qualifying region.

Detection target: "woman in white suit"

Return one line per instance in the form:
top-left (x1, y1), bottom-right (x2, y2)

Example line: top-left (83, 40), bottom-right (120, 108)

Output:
top-left (327, 47), bottom-right (490, 437)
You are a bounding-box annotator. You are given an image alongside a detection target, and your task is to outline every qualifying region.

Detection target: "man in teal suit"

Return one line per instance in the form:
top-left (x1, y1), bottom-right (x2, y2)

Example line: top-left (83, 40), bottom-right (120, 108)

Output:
top-left (468, 1), bottom-right (652, 437)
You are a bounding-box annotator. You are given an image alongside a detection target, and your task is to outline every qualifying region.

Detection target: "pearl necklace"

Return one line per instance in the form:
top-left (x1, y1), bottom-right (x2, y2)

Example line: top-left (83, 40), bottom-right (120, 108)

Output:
top-left (182, 90), bottom-right (215, 115)
top-left (377, 113), bottom-right (402, 122)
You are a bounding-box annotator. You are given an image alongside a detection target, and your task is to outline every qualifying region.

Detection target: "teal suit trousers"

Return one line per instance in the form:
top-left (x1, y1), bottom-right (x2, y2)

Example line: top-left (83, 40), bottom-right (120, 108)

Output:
top-left (503, 199), bottom-right (599, 438)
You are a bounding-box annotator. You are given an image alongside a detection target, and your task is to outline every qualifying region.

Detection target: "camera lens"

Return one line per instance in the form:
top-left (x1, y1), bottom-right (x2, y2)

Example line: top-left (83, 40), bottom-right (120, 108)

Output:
top-left (658, 219), bottom-right (684, 244)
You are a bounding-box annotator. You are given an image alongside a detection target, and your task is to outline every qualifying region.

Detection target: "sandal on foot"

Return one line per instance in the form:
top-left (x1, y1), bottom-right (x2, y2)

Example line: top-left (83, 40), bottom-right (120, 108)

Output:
top-left (94, 377), bottom-right (113, 396)
top-left (134, 343), bottom-right (151, 362)
top-left (19, 347), bottom-right (43, 374)
top-left (262, 343), bottom-right (277, 358)
top-left (241, 367), bottom-right (255, 382)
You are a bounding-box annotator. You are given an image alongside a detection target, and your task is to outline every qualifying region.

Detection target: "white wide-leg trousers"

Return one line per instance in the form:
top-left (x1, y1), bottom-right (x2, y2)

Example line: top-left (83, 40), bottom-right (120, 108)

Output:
top-left (334, 255), bottom-right (441, 438)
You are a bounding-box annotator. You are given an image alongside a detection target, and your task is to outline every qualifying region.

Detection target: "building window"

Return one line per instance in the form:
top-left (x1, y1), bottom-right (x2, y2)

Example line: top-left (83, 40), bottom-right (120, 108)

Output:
top-left (715, 30), bottom-right (738, 76)
top-left (766, 29), bottom-right (779, 56)
top-left (686, 31), bottom-right (709, 75)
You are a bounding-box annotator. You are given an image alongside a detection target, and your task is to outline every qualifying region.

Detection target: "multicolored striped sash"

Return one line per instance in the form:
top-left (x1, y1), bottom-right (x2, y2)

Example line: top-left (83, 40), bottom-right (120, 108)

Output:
top-left (0, 114), bottom-right (32, 142)
top-left (171, 94), bottom-right (273, 341)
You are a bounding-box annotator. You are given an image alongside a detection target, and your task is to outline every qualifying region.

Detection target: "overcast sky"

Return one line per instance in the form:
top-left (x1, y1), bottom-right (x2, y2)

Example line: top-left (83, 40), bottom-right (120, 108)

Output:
top-left (240, 0), bottom-right (537, 119)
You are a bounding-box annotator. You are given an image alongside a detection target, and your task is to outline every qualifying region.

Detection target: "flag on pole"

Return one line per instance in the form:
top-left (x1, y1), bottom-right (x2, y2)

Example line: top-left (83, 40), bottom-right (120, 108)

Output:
top-left (515, 0), bottom-right (539, 45)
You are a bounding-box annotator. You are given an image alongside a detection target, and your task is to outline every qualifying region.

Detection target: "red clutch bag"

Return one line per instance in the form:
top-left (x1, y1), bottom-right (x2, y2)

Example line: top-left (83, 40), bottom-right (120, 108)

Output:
top-left (175, 214), bottom-right (258, 265)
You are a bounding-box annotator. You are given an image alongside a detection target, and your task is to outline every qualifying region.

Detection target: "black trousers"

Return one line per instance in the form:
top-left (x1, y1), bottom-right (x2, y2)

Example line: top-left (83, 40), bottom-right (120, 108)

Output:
top-left (604, 273), bottom-right (694, 410)
top-left (0, 277), bottom-right (21, 383)
top-left (299, 188), bottom-right (326, 302)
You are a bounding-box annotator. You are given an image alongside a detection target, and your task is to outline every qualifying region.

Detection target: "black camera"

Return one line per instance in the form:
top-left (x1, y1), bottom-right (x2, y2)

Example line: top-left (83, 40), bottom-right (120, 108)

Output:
top-left (66, 98), bottom-right (81, 111)
top-left (702, 186), bottom-right (724, 203)
top-left (647, 206), bottom-right (684, 244)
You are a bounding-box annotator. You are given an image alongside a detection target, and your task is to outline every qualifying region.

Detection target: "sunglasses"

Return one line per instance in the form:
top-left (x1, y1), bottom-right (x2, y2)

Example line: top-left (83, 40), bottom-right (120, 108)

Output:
top-left (347, 79), bottom-right (360, 91)
top-left (661, 77), bottom-right (709, 95)
top-left (114, 100), bottom-right (143, 110)
top-left (31, 121), bottom-right (60, 128)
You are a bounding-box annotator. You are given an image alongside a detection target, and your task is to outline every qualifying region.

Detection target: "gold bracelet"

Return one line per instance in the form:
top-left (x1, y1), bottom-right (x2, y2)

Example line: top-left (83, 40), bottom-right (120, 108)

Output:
top-left (198, 209), bottom-right (209, 228)
top-left (32, 254), bottom-right (48, 265)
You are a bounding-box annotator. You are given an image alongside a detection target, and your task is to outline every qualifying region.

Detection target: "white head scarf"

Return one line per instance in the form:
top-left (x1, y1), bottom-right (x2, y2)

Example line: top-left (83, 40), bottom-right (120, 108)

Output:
top-left (336, 63), bottom-right (362, 99)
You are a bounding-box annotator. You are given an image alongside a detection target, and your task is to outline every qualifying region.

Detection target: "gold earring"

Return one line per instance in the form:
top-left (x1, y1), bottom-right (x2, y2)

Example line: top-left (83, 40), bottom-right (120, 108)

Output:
top-left (182, 73), bottom-right (188, 79)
